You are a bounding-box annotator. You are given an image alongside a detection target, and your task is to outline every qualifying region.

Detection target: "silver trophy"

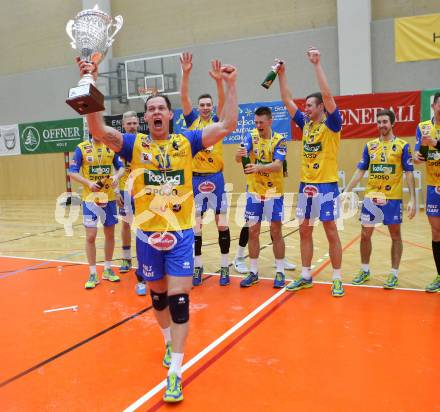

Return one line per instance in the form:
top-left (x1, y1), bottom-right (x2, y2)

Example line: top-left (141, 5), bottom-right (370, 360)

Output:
top-left (66, 5), bottom-right (123, 114)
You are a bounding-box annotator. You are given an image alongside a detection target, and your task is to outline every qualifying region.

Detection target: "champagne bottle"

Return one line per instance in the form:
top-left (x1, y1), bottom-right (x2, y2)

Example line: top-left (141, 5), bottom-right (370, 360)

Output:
top-left (261, 61), bottom-right (282, 89)
top-left (283, 160), bottom-right (288, 177)
top-left (241, 143), bottom-right (251, 169)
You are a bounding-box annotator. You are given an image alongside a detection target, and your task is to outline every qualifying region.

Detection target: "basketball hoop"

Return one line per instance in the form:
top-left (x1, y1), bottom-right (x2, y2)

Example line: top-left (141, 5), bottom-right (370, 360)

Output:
top-left (137, 87), bottom-right (159, 102)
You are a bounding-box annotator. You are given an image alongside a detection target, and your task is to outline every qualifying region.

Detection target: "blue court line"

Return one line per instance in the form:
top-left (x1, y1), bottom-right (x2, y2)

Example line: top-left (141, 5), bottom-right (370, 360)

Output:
top-left (0, 251), bottom-right (84, 280)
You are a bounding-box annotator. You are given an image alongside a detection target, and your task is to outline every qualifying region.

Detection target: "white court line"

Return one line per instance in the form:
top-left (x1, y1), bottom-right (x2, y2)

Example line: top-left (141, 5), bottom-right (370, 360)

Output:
top-left (123, 286), bottom-right (287, 412)
top-left (0, 255), bottom-right (121, 268)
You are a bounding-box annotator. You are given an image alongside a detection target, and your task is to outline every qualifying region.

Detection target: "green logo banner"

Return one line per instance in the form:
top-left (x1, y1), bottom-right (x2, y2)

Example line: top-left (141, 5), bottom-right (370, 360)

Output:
top-left (421, 89), bottom-right (440, 121)
top-left (370, 163), bottom-right (396, 174)
top-left (19, 118), bottom-right (85, 154)
top-left (144, 170), bottom-right (184, 186)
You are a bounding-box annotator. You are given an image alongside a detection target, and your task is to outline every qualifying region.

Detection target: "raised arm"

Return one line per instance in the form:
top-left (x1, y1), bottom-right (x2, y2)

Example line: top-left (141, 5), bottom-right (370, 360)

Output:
top-left (201, 65), bottom-right (238, 148)
top-left (277, 61), bottom-right (298, 118)
top-left (179, 52), bottom-right (193, 116)
top-left (78, 59), bottom-right (123, 152)
top-left (307, 47), bottom-right (337, 114)
top-left (209, 59), bottom-right (225, 117)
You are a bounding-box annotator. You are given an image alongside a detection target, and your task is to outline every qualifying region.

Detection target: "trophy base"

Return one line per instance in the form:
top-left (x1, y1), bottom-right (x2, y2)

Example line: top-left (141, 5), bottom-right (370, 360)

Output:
top-left (66, 83), bottom-right (105, 114)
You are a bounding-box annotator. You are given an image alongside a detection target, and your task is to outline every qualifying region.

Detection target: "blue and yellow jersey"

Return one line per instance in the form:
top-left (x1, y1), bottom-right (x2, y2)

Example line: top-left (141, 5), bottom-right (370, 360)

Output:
top-left (184, 109), bottom-right (224, 173)
top-left (357, 137), bottom-right (414, 200)
top-left (243, 129), bottom-right (287, 198)
top-left (118, 131), bottom-right (204, 232)
top-left (69, 141), bottom-right (123, 203)
top-left (293, 108), bottom-right (342, 183)
top-left (415, 119), bottom-right (440, 186)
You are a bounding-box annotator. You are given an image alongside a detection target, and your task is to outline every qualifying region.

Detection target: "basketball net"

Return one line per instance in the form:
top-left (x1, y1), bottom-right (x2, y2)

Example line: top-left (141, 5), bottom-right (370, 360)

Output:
top-left (137, 87), bottom-right (159, 103)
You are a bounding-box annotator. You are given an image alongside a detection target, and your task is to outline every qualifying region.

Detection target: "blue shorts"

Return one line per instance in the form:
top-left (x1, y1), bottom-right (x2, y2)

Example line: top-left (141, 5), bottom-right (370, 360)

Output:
top-left (136, 228), bottom-right (194, 281)
top-left (360, 198), bottom-right (402, 225)
top-left (245, 193), bottom-right (284, 222)
top-left (426, 185), bottom-right (440, 216)
top-left (296, 182), bottom-right (340, 222)
top-left (83, 201), bottom-right (118, 228)
top-left (118, 191), bottom-right (135, 217)
top-left (193, 172), bottom-right (227, 215)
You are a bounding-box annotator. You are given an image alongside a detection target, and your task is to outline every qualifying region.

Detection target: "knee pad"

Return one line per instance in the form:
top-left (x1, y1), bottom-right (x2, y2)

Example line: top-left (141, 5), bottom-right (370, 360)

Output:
top-left (150, 290), bottom-right (168, 311)
top-left (239, 225), bottom-right (249, 247)
top-left (218, 229), bottom-right (230, 254)
top-left (195, 235), bottom-right (202, 256)
top-left (168, 293), bottom-right (189, 324)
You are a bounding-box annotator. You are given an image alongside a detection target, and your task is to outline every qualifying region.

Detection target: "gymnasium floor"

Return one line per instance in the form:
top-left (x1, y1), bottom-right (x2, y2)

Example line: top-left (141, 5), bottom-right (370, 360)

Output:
top-left (0, 199), bottom-right (439, 411)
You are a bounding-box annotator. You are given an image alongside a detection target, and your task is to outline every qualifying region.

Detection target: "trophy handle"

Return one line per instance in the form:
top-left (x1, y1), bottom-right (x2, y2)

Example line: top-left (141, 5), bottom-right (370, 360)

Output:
top-left (106, 15), bottom-right (123, 48)
top-left (66, 20), bottom-right (76, 49)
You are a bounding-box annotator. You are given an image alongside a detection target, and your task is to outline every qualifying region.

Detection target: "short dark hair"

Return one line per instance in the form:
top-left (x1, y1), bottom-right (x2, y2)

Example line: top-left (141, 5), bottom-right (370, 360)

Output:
top-left (305, 92), bottom-right (323, 105)
top-left (144, 94), bottom-right (172, 111)
top-left (254, 106), bottom-right (272, 118)
top-left (198, 93), bottom-right (213, 103)
top-left (377, 109), bottom-right (395, 125)
top-left (433, 92), bottom-right (440, 105)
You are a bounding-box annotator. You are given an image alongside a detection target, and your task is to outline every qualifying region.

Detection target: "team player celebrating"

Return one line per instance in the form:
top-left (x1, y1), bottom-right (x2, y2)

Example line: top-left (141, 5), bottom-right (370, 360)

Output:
top-left (235, 106), bottom-right (288, 288)
top-left (278, 47), bottom-right (345, 297)
top-left (180, 52), bottom-right (231, 286)
top-left (77, 58), bottom-right (238, 403)
top-left (69, 136), bottom-right (124, 288)
top-left (414, 92), bottom-right (440, 292)
top-left (345, 109), bottom-right (416, 288)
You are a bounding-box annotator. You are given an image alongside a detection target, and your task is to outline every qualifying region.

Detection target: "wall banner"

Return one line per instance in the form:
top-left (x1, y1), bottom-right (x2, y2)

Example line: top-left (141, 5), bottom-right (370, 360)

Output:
top-left (0, 124), bottom-right (21, 156)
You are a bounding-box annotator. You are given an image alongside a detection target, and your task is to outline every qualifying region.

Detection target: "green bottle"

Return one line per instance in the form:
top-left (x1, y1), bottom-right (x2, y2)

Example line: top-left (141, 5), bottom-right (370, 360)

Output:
top-left (261, 61), bottom-right (282, 89)
top-left (282, 160), bottom-right (288, 177)
top-left (241, 143), bottom-right (251, 169)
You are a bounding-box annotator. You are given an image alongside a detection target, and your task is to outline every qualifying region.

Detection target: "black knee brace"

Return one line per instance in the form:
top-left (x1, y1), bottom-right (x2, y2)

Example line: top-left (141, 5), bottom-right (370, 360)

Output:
top-left (150, 290), bottom-right (168, 311)
top-left (195, 235), bottom-right (202, 256)
top-left (218, 229), bottom-right (230, 254)
top-left (168, 293), bottom-right (189, 324)
top-left (239, 226), bottom-right (249, 248)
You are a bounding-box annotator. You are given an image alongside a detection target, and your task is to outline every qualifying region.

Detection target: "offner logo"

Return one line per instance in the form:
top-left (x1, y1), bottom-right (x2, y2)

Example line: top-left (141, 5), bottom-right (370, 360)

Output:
top-left (148, 232), bottom-right (177, 251)
top-left (198, 181), bottom-right (216, 193)
top-left (22, 126), bottom-right (41, 152)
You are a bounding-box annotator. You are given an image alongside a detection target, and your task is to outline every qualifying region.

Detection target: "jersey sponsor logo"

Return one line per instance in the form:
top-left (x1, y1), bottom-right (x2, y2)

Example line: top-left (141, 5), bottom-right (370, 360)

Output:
top-left (141, 152), bottom-right (152, 163)
top-left (370, 153), bottom-right (376, 160)
top-left (407, 157), bottom-right (413, 166)
top-left (435, 187), bottom-right (440, 195)
top-left (427, 151), bottom-right (440, 161)
top-left (370, 163), bottom-right (396, 174)
top-left (372, 197), bottom-right (388, 206)
top-left (313, 163), bottom-right (319, 169)
top-left (198, 181), bottom-right (216, 193)
top-left (303, 184), bottom-right (319, 197)
top-left (148, 232), bottom-right (177, 251)
top-left (89, 165), bottom-right (111, 175)
top-left (370, 143), bottom-right (379, 151)
top-left (303, 142), bottom-right (322, 153)
top-left (144, 170), bottom-right (184, 186)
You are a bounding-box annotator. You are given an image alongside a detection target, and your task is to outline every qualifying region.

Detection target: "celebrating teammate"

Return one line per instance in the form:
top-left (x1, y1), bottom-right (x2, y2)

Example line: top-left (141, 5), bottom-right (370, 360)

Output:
top-left (180, 52), bottom-right (231, 286)
top-left (69, 135), bottom-right (124, 289)
top-left (278, 47), bottom-right (345, 297)
top-left (235, 106), bottom-right (288, 288)
top-left (77, 58), bottom-right (238, 403)
top-left (414, 92), bottom-right (440, 292)
top-left (345, 109), bottom-right (416, 288)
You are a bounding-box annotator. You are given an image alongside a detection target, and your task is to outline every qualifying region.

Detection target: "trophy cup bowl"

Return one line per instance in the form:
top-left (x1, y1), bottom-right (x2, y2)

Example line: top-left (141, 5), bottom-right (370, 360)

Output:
top-left (66, 5), bottom-right (123, 114)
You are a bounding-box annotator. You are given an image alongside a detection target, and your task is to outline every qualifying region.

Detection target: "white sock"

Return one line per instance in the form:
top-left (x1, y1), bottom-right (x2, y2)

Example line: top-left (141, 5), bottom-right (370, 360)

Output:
top-left (104, 261), bottom-right (111, 269)
top-left (122, 248), bottom-right (131, 259)
top-left (332, 268), bottom-right (342, 280)
top-left (361, 264), bottom-right (370, 272)
top-left (194, 255), bottom-right (202, 268)
top-left (236, 246), bottom-right (246, 259)
top-left (250, 258), bottom-right (258, 274)
top-left (390, 268), bottom-right (399, 277)
top-left (89, 265), bottom-right (97, 274)
top-left (301, 267), bottom-right (312, 280)
top-left (275, 259), bottom-right (284, 274)
top-left (161, 327), bottom-right (171, 345)
top-left (221, 253), bottom-right (229, 268)
top-left (168, 352), bottom-right (184, 377)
